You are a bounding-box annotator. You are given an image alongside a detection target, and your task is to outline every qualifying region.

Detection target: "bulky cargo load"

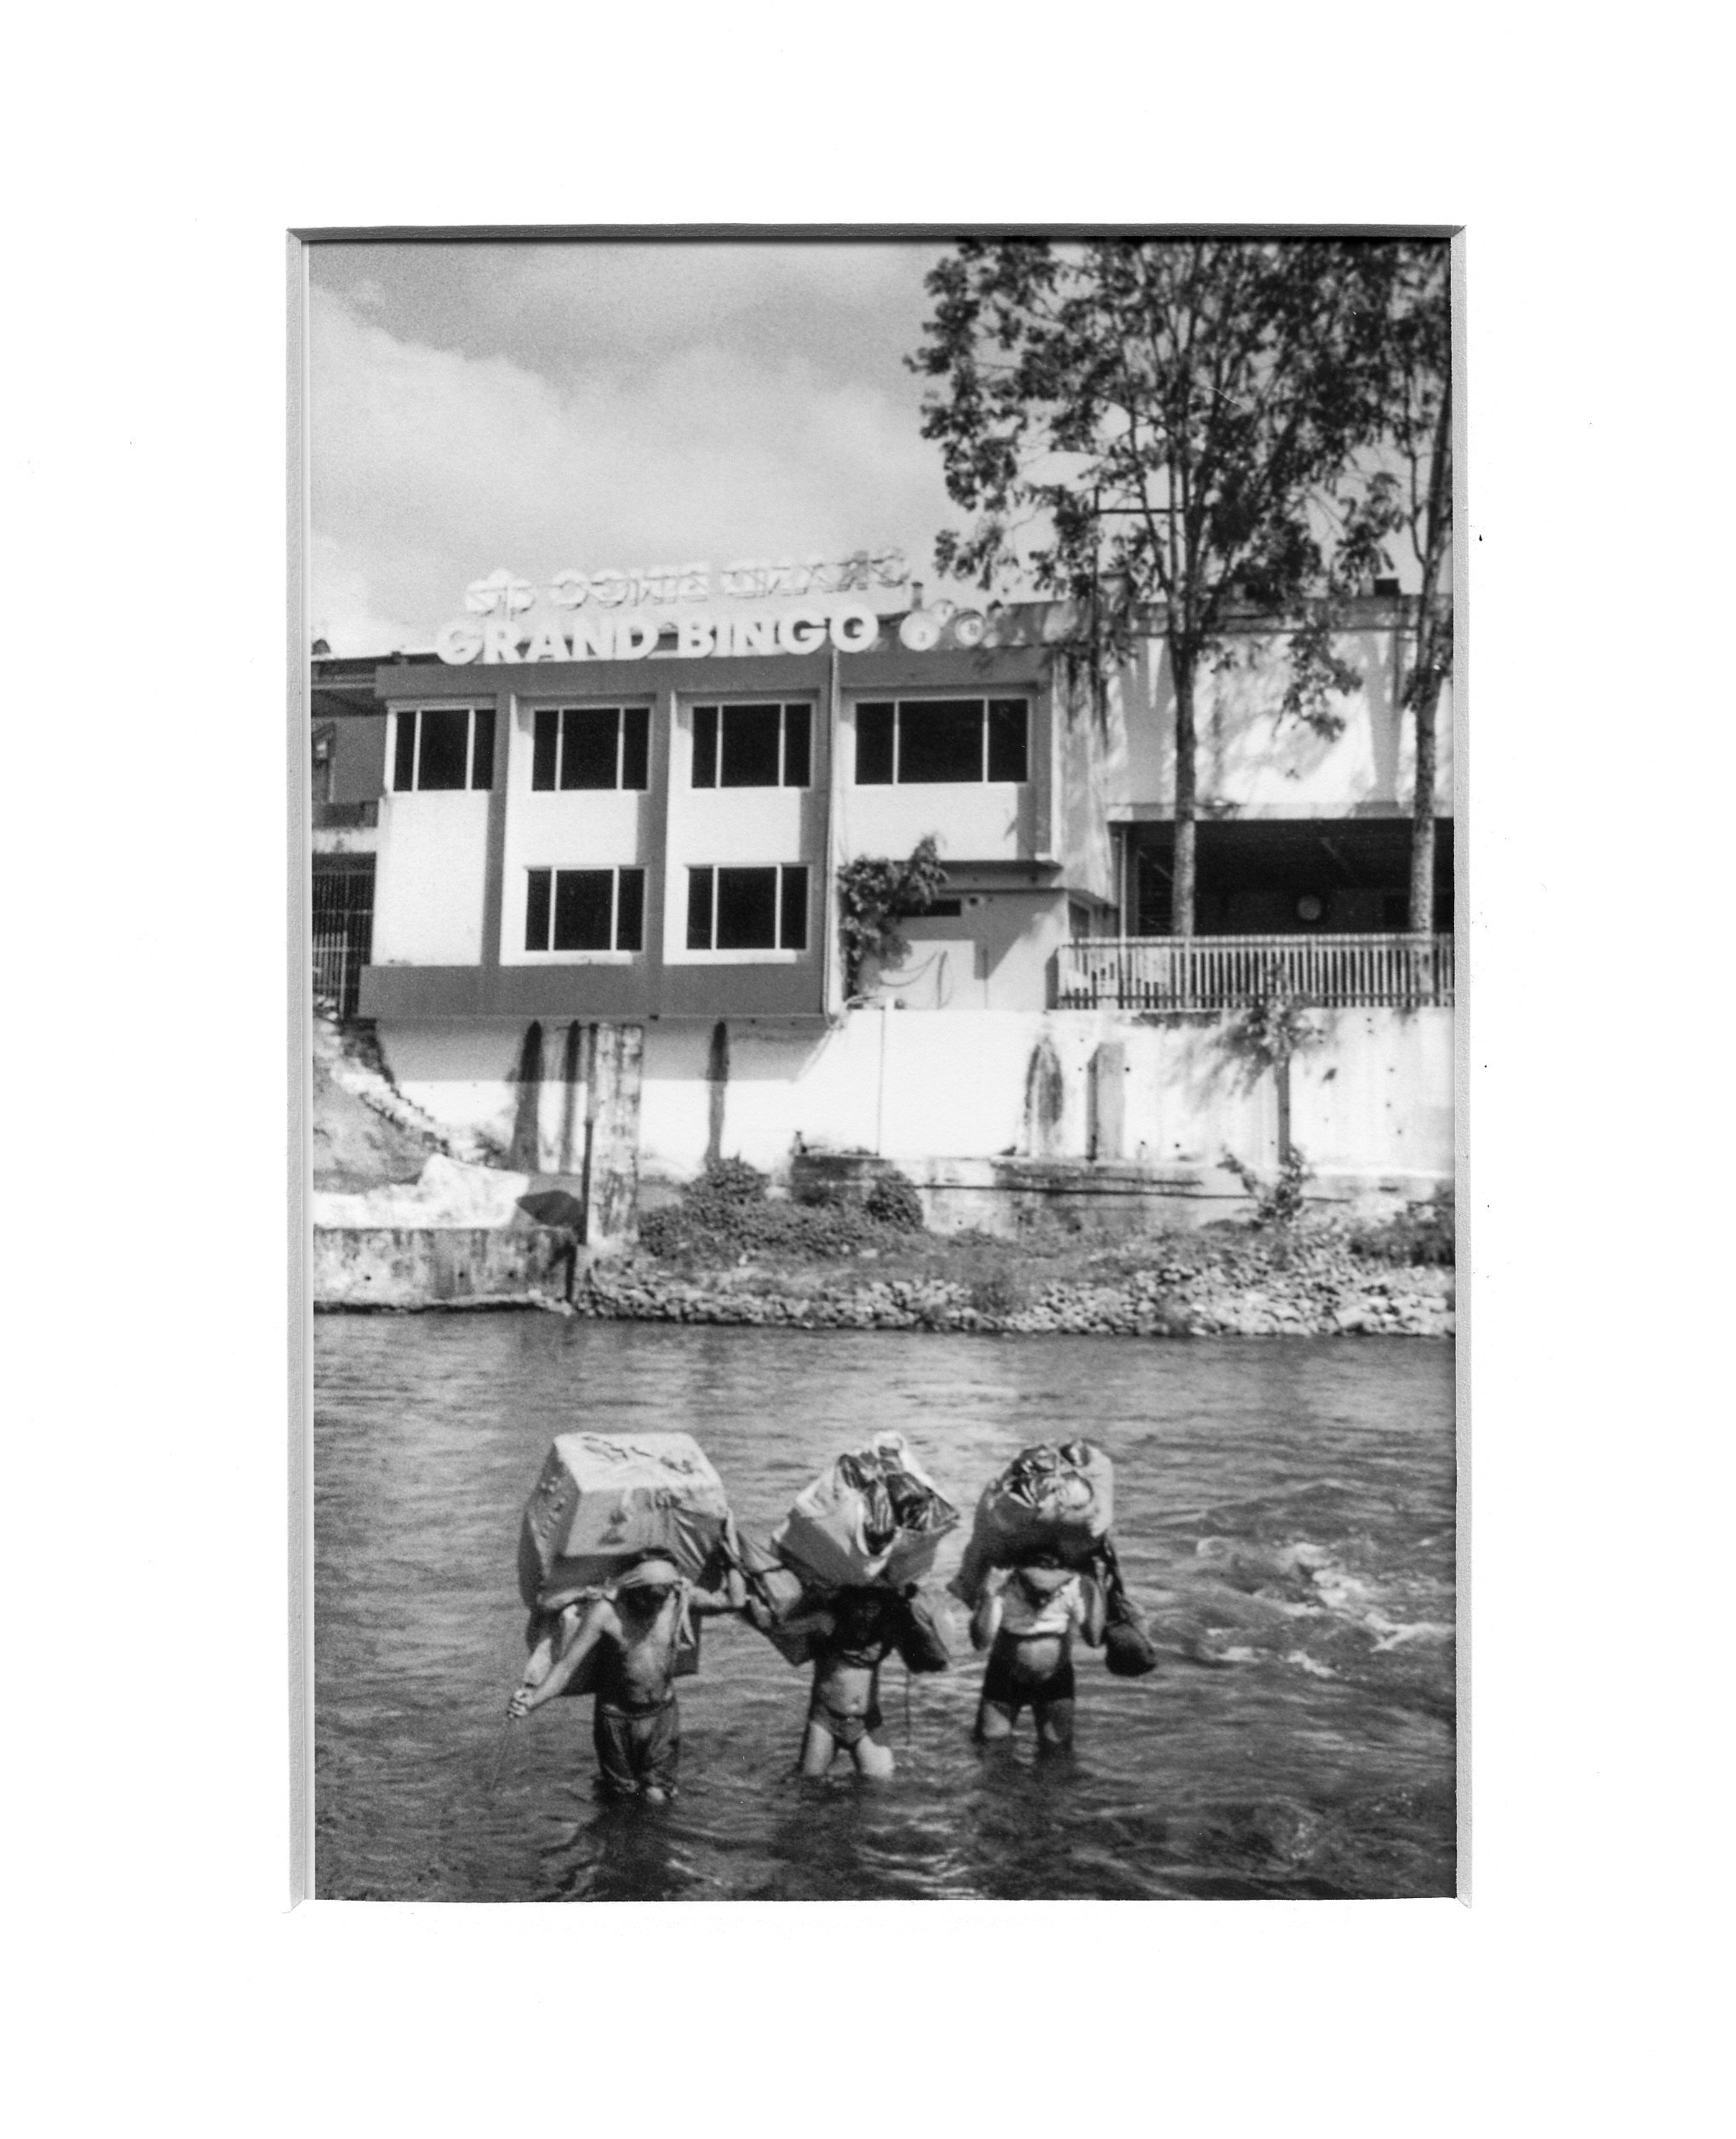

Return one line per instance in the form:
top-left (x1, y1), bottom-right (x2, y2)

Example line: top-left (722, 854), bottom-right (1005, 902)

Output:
top-left (771, 1432), bottom-right (959, 1591)
top-left (517, 1431), bottom-right (731, 1610)
top-left (949, 1440), bottom-right (1115, 1604)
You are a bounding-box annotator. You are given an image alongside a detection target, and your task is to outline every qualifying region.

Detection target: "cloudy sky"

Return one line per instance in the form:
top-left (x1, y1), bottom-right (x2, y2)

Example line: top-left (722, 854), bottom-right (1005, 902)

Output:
top-left (307, 240), bottom-right (982, 653)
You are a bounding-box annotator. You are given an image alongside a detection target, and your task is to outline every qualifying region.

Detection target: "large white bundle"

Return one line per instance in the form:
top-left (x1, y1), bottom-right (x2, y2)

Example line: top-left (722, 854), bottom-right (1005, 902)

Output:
top-left (516, 1431), bottom-right (730, 1609)
top-left (771, 1431), bottom-right (958, 1591)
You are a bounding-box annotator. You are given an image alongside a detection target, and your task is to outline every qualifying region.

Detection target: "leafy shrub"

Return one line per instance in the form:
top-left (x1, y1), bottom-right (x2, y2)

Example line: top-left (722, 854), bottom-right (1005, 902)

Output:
top-left (864, 1170), bottom-right (925, 1231)
top-left (691, 1156), bottom-right (768, 1207)
top-left (637, 1158), bottom-right (922, 1263)
top-left (969, 1270), bottom-right (1025, 1316)
top-left (1222, 1145), bottom-right (1315, 1228)
top-left (1349, 1184), bottom-right (1455, 1265)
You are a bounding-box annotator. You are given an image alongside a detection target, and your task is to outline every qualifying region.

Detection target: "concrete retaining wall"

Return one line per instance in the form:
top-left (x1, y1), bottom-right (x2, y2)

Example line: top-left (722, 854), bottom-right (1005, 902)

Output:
top-left (375, 1005), bottom-right (1452, 1213)
top-left (314, 1224), bottom-right (577, 1309)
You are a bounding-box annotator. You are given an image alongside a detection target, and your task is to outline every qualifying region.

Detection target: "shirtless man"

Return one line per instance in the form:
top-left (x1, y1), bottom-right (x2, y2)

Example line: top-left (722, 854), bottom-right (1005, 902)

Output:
top-left (508, 1550), bottom-right (744, 1804)
top-left (971, 1552), bottom-right (1105, 1752)
top-left (754, 1585), bottom-right (908, 1780)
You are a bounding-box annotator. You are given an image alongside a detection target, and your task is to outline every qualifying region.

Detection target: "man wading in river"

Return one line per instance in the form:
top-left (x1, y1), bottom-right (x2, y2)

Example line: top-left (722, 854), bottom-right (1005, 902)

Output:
top-left (508, 1551), bottom-right (745, 1804)
top-left (971, 1553), bottom-right (1105, 1753)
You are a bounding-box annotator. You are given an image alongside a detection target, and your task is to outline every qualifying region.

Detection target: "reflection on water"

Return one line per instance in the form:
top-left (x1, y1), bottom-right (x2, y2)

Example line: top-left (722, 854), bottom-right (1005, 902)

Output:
top-left (315, 1319), bottom-right (1455, 1901)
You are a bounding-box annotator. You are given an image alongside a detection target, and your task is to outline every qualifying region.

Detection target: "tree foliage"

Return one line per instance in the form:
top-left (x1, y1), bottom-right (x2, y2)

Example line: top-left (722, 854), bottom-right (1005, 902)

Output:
top-left (837, 837), bottom-right (949, 997)
top-left (909, 239), bottom-right (1447, 933)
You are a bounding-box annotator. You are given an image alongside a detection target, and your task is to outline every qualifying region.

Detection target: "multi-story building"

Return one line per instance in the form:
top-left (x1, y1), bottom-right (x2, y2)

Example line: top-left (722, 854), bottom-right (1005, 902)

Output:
top-left (308, 580), bottom-right (1453, 1210)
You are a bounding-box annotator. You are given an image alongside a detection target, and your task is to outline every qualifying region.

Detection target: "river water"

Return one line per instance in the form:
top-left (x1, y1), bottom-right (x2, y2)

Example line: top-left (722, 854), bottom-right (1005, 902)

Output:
top-left (315, 1318), bottom-right (1456, 1901)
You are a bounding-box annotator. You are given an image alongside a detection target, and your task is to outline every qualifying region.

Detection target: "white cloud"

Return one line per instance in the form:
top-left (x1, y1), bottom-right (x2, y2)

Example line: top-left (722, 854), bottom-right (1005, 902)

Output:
top-left (309, 284), bottom-right (965, 654)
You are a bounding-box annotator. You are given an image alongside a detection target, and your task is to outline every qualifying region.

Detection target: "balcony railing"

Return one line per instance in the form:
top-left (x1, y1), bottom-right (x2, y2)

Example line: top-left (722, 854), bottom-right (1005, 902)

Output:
top-left (1057, 932), bottom-right (1455, 1012)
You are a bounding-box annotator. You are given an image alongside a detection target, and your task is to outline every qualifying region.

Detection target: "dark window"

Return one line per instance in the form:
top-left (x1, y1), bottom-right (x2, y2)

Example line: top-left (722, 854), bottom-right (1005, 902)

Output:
top-left (526, 867), bottom-right (645, 953)
top-left (987, 699), bottom-right (1027, 783)
top-left (561, 708), bottom-right (619, 789)
top-left (914, 898), bottom-right (964, 918)
top-left (553, 869), bottom-right (614, 950)
top-left (783, 703), bottom-right (811, 788)
top-left (779, 866), bottom-right (809, 951)
top-left (417, 707), bottom-right (472, 789)
top-left (532, 706), bottom-right (649, 790)
top-left (691, 702), bottom-right (811, 788)
top-left (524, 868), bottom-right (553, 951)
top-left (716, 867), bottom-right (778, 949)
top-left (471, 706), bottom-right (496, 789)
top-left (686, 865), bottom-right (807, 950)
top-left (685, 867), bottom-right (714, 950)
top-left (852, 698), bottom-right (1031, 786)
top-left (616, 868), bottom-right (645, 951)
top-left (899, 699), bottom-right (984, 783)
top-left (721, 703), bottom-right (782, 787)
top-left (532, 708), bottom-right (559, 789)
top-left (692, 705), bottom-right (719, 788)
top-left (393, 708), bottom-right (493, 791)
top-left (621, 706), bottom-right (649, 790)
top-left (857, 702), bottom-right (895, 783)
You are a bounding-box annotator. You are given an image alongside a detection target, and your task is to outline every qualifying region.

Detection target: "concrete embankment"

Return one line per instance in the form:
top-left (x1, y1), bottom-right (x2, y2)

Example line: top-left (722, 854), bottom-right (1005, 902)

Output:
top-left (314, 1225), bottom-right (578, 1310)
top-left (567, 1250), bottom-right (1453, 1339)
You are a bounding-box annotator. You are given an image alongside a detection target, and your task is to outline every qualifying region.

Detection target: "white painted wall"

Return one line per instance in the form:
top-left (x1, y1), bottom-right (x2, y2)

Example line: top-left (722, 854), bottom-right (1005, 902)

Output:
top-left (372, 792), bottom-right (490, 966)
top-left (1105, 624), bottom-right (1455, 819)
top-left (375, 1006), bottom-right (1452, 1193)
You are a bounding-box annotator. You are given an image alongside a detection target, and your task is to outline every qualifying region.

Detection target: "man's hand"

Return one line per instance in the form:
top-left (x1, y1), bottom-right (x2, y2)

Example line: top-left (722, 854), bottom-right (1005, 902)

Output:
top-left (507, 1685), bottom-right (534, 1720)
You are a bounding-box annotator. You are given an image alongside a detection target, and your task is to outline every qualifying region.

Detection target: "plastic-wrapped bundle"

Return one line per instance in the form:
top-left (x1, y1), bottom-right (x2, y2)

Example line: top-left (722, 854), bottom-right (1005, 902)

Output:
top-left (771, 1432), bottom-right (958, 1591)
top-left (516, 1431), bottom-right (730, 1610)
top-left (949, 1441), bottom-right (1115, 1604)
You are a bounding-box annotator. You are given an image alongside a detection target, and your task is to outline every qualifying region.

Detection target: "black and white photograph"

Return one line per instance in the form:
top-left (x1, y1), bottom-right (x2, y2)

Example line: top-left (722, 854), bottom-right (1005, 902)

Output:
top-left (303, 231), bottom-right (1458, 1903)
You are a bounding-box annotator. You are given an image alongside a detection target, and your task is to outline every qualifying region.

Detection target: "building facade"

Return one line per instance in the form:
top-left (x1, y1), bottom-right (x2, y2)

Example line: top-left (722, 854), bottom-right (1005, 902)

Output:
top-left (309, 589), bottom-right (1453, 1210)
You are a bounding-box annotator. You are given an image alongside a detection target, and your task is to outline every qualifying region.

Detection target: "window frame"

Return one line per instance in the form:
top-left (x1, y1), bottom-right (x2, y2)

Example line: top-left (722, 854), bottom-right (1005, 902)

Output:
top-left (689, 699), bottom-right (815, 790)
top-left (851, 695), bottom-right (1030, 787)
top-left (682, 863), bottom-right (810, 956)
top-left (390, 704), bottom-right (496, 793)
top-left (521, 864), bottom-right (647, 956)
top-left (527, 702), bottom-right (652, 793)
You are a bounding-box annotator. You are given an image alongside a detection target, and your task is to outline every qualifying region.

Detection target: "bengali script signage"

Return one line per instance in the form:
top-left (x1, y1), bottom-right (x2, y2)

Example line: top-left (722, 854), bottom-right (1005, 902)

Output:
top-left (436, 553), bottom-right (911, 665)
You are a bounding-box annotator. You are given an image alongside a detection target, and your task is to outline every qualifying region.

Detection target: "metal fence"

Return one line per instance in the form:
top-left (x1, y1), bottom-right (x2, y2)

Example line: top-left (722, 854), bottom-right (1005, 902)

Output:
top-left (312, 861), bottom-right (375, 1020)
top-left (1056, 932), bottom-right (1455, 1012)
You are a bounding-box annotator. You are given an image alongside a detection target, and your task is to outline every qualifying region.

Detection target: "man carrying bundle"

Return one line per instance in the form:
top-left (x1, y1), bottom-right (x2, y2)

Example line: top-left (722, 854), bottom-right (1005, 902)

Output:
top-left (970, 1551), bottom-right (1106, 1753)
top-left (507, 1548), bottom-right (745, 1804)
top-left (748, 1431), bottom-right (959, 1780)
top-left (748, 1584), bottom-right (939, 1780)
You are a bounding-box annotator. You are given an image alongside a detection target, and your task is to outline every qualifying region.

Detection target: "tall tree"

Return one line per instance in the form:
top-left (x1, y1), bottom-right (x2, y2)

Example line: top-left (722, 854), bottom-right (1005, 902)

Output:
top-left (910, 238), bottom-right (1402, 936)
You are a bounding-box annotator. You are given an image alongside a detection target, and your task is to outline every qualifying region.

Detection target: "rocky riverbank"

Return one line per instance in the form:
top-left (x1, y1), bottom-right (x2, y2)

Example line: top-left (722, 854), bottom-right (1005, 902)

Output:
top-left (568, 1232), bottom-right (1454, 1338)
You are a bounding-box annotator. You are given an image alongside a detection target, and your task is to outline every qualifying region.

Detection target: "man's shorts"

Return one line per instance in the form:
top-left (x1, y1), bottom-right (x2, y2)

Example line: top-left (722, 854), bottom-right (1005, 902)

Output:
top-left (593, 1696), bottom-right (680, 1797)
top-left (806, 1699), bottom-right (885, 1750)
top-left (980, 1636), bottom-right (1075, 1719)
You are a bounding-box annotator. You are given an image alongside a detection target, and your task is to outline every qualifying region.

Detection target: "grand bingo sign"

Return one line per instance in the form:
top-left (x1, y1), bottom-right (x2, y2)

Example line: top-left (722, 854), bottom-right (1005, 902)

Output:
top-left (433, 553), bottom-right (989, 664)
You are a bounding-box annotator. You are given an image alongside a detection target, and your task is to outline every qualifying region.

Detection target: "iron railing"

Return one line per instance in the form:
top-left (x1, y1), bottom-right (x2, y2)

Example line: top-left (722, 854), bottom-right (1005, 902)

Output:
top-left (1057, 932), bottom-right (1454, 1012)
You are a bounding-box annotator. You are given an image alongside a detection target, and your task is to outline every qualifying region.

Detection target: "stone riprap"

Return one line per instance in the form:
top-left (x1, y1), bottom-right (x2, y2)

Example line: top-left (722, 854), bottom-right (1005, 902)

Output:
top-left (571, 1242), bottom-right (1452, 1339)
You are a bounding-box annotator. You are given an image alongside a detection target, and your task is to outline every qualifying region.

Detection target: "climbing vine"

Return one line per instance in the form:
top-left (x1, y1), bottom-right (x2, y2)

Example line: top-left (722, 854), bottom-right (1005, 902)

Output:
top-left (836, 837), bottom-right (949, 998)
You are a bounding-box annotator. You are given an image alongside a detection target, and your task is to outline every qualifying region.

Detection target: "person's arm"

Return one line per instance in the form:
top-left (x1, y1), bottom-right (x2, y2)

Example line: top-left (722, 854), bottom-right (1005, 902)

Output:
top-left (509, 1601), bottom-right (613, 1716)
top-left (1075, 1575), bottom-right (1107, 1648)
top-left (688, 1564), bottom-right (748, 1616)
top-left (971, 1571), bottom-right (1007, 1652)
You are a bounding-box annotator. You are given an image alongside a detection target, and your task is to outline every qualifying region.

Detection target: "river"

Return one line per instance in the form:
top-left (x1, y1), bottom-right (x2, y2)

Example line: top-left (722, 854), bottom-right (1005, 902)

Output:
top-left (314, 1317), bottom-right (1456, 1901)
